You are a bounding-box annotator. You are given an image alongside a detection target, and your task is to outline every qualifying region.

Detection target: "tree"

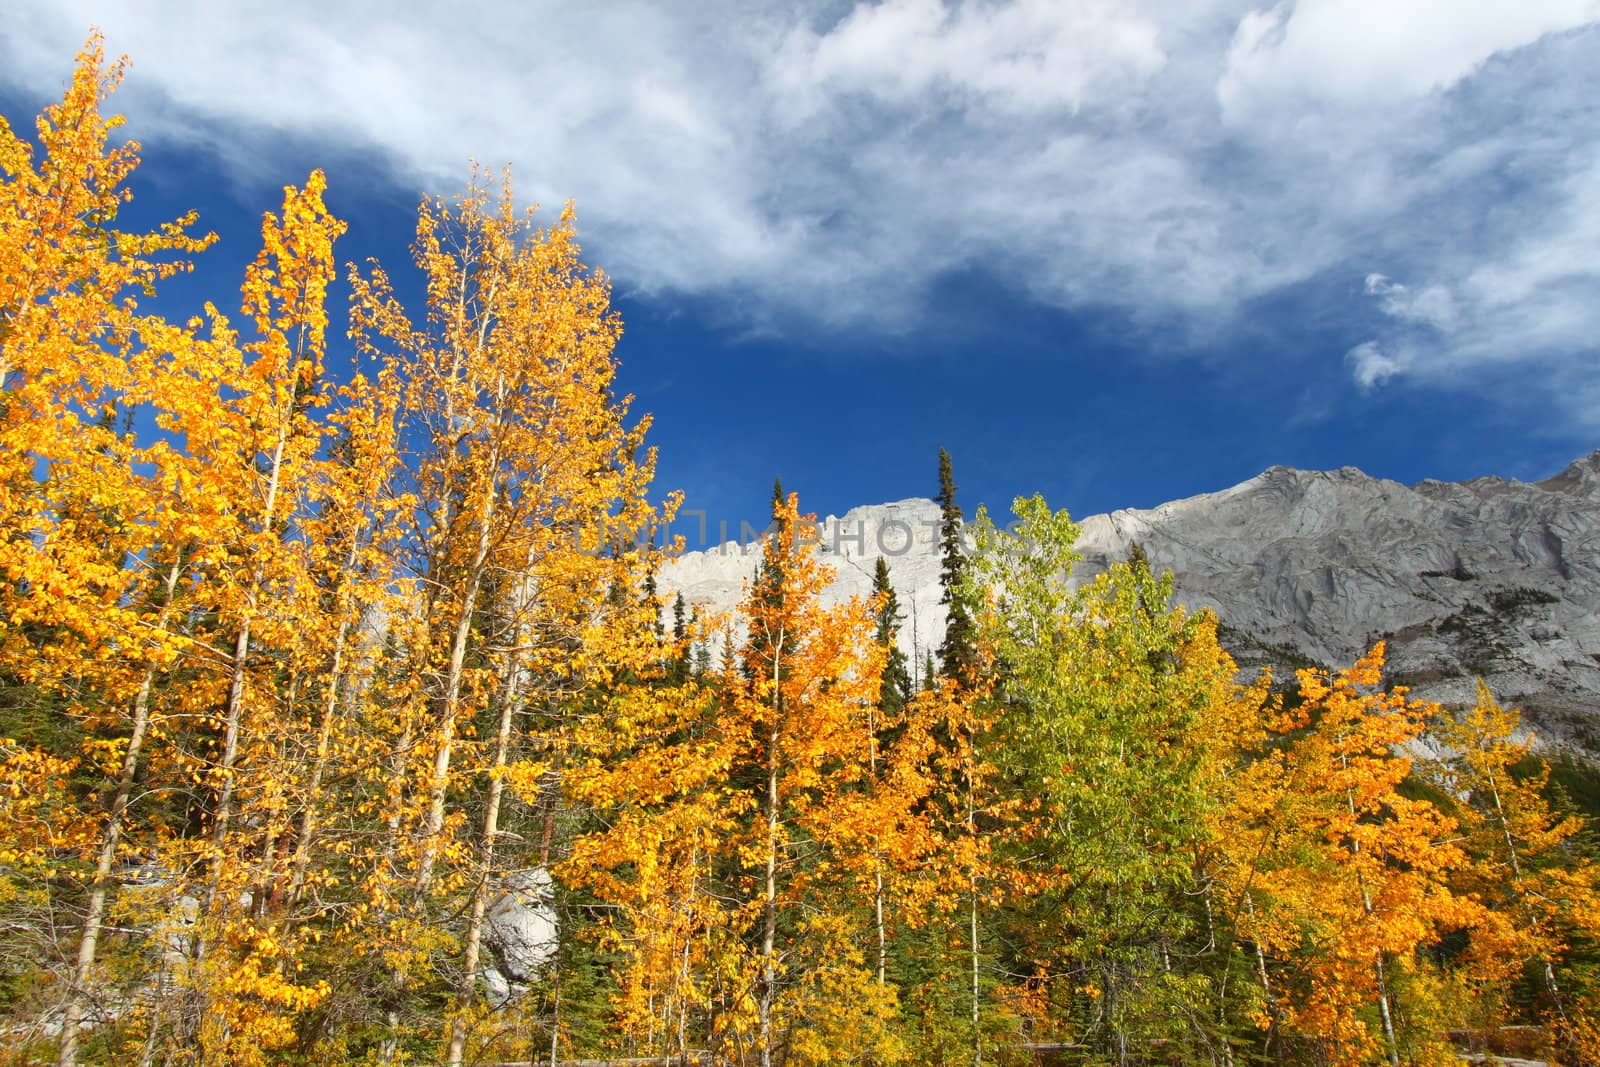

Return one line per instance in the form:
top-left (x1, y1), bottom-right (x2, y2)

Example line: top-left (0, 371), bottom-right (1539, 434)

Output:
top-left (935, 448), bottom-right (975, 687)
top-left (1432, 681), bottom-right (1600, 1061)
top-left (0, 36), bottom-right (240, 1064)
top-left (873, 556), bottom-right (913, 719)
top-left (964, 495), bottom-right (1239, 1060)
top-left (1221, 647), bottom-right (1474, 1067)
top-left (736, 490), bottom-right (894, 1066)
top-left (348, 169), bottom-right (667, 1063)
top-left (1, 36), bottom-right (689, 1064)
top-left (671, 592), bottom-right (690, 684)
top-left (173, 167), bottom-right (348, 1065)
top-left (563, 672), bottom-right (749, 1061)
top-left (566, 491), bottom-right (919, 1066)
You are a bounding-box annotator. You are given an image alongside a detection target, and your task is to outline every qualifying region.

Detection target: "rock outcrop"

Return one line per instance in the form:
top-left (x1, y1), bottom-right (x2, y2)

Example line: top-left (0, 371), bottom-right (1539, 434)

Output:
top-left (481, 868), bottom-right (558, 1007)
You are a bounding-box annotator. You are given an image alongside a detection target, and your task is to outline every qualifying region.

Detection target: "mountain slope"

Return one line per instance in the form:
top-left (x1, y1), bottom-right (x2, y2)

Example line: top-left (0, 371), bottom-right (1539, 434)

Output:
top-left (659, 452), bottom-right (1600, 749)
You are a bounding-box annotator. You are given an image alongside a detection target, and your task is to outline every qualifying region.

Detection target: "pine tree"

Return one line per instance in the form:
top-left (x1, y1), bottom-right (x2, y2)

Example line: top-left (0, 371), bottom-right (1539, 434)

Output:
top-left (935, 449), bottom-right (976, 687)
top-left (670, 592), bottom-right (690, 685)
top-left (691, 607), bottom-right (712, 680)
top-left (643, 565), bottom-right (663, 640)
top-left (872, 556), bottom-right (913, 717)
top-left (744, 478), bottom-right (789, 684)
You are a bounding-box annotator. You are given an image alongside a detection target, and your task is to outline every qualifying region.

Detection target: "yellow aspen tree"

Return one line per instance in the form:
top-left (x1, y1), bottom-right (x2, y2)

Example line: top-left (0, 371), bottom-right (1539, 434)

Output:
top-left (188, 368), bottom-right (410, 1066)
top-left (563, 673), bottom-right (749, 1061)
top-left (347, 177), bottom-right (534, 1057)
top-left (901, 676), bottom-right (1002, 1067)
top-left (165, 171), bottom-right (344, 1066)
top-left (822, 641), bottom-right (944, 992)
top-left (1230, 647), bottom-right (1473, 1067)
top-left (1433, 681), bottom-right (1600, 1060)
top-left (203, 166), bottom-right (343, 884)
top-left (1186, 657), bottom-right (1280, 1063)
top-left (0, 36), bottom-right (236, 1064)
top-left (570, 492), bottom-right (901, 1066)
top-left (448, 504), bottom-right (666, 1066)
top-left (349, 170), bottom-right (667, 1061)
top-left (278, 365), bottom-right (410, 917)
top-left (731, 490), bottom-right (891, 1067)
top-left (1, 737), bottom-right (95, 1051)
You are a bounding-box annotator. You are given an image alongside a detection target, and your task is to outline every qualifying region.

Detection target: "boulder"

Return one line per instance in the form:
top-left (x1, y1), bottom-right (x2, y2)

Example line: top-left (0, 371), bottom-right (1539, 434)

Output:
top-left (484, 868), bottom-right (558, 991)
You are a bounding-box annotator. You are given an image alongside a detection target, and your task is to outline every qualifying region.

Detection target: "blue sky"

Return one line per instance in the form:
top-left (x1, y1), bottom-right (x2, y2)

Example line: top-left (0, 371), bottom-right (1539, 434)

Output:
top-left (4, 1), bottom-right (1598, 542)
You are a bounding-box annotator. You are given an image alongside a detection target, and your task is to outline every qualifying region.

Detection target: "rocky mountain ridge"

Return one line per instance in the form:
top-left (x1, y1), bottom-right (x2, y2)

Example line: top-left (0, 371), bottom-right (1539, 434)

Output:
top-left (658, 452), bottom-right (1600, 751)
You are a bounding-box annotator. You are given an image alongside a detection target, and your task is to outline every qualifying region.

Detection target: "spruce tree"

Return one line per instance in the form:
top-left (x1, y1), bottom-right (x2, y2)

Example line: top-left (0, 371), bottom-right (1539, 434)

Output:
top-left (935, 448), bottom-right (976, 686)
top-left (670, 592), bottom-right (689, 684)
top-left (691, 607), bottom-right (711, 679)
top-left (744, 478), bottom-right (789, 684)
top-left (643, 564), bottom-right (663, 639)
top-left (871, 556), bottom-right (913, 716)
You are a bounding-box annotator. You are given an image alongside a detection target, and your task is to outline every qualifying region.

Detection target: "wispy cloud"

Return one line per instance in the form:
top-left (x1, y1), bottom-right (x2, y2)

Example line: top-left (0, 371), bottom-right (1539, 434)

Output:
top-left (4, 1), bottom-right (1598, 422)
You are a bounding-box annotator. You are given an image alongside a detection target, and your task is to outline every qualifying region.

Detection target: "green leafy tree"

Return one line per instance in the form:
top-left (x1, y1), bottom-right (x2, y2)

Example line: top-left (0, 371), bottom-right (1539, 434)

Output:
top-left (963, 495), bottom-right (1236, 1060)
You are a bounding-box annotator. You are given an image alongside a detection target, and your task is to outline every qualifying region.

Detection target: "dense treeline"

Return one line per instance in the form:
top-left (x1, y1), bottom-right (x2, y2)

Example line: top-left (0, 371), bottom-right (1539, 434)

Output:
top-left (3, 41), bottom-right (1600, 1067)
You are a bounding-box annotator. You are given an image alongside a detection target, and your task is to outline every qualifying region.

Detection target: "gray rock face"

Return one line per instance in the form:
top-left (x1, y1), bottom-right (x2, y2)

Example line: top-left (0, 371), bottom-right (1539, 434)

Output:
top-left (659, 452), bottom-right (1600, 751)
top-left (1074, 452), bottom-right (1600, 750)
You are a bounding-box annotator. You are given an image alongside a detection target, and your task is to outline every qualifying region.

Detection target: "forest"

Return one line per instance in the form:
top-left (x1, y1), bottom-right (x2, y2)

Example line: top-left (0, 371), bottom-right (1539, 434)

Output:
top-left (3, 39), bottom-right (1600, 1067)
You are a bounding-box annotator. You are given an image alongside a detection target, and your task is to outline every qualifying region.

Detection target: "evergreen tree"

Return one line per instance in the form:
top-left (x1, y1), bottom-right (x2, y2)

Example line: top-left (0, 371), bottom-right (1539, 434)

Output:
top-left (935, 448), bottom-right (976, 686)
top-left (691, 607), bottom-right (711, 679)
top-left (670, 592), bottom-right (689, 684)
top-left (643, 564), bottom-right (663, 640)
top-left (744, 478), bottom-right (789, 684)
top-left (872, 556), bottom-right (913, 717)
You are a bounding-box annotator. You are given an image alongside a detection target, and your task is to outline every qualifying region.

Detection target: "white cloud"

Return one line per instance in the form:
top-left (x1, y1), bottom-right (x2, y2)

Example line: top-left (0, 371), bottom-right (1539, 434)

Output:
top-left (1217, 0), bottom-right (1600, 122)
top-left (1364, 274), bottom-right (1459, 332)
top-left (770, 0), bottom-right (1167, 116)
top-left (1345, 341), bottom-right (1405, 390)
top-left (1350, 149), bottom-right (1600, 425)
top-left (3, 1), bottom-right (1600, 425)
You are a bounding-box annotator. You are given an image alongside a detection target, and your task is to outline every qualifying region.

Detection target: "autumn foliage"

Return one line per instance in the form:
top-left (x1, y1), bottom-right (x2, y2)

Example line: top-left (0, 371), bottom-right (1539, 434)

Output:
top-left (3, 37), bottom-right (1599, 1067)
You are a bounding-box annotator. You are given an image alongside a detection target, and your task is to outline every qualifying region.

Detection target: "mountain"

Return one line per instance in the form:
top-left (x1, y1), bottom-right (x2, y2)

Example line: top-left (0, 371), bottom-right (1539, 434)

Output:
top-left (658, 452), bottom-right (1600, 751)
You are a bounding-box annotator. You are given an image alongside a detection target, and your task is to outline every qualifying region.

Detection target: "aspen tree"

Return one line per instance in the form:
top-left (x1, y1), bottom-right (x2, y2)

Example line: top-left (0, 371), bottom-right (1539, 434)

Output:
top-left (137, 169), bottom-right (345, 1066)
top-left (280, 366), bottom-right (409, 913)
top-left (1185, 656), bottom-right (1279, 1064)
top-left (1224, 648), bottom-right (1473, 1066)
top-left (205, 168), bottom-right (344, 869)
top-left (733, 492), bottom-right (887, 1066)
top-left (349, 169), bottom-right (665, 1060)
top-left (0, 36), bottom-right (232, 1063)
top-left (1434, 682), bottom-right (1600, 1060)
top-left (566, 492), bottom-right (908, 1065)
top-left (564, 676), bottom-right (746, 1059)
